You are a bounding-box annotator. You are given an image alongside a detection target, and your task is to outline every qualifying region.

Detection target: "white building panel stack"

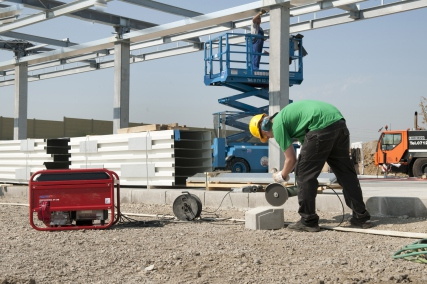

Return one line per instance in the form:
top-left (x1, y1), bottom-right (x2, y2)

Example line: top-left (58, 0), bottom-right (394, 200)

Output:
top-left (0, 139), bottom-right (54, 183)
top-left (69, 130), bottom-right (212, 186)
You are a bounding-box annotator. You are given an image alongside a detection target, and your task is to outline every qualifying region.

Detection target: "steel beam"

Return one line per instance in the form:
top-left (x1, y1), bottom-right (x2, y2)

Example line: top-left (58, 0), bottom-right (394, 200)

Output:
top-left (0, 43), bottom-right (202, 84)
top-left (2, 0), bottom-right (200, 43)
top-left (290, 0), bottom-right (366, 16)
top-left (0, 1), bottom-right (271, 70)
top-left (0, 0), bottom-right (426, 83)
top-left (119, 0), bottom-right (202, 17)
top-left (4, 0), bottom-right (156, 30)
top-left (134, 43), bottom-right (202, 61)
top-left (290, 0), bottom-right (427, 32)
top-left (124, 2), bottom-right (270, 44)
top-left (120, 0), bottom-right (237, 30)
top-left (0, 4), bottom-right (21, 21)
top-left (0, 0), bottom-right (100, 33)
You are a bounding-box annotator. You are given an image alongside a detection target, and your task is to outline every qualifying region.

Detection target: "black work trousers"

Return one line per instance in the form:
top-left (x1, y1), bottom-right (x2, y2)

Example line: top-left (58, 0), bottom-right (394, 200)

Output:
top-left (295, 119), bottom-right (370, 226)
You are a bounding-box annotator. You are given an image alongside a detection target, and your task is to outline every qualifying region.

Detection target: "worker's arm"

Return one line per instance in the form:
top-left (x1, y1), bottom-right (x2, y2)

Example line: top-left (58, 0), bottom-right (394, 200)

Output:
top-left (280, 144), bottom-right (297, 180)
top-left (252, 9), bottom-right (266, 23)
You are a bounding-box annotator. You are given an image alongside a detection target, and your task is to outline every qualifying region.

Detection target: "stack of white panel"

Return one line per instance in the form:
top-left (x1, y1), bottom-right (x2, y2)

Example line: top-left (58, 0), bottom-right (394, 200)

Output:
top-left (0, 139), bottom-right (53, 183)
top-left (69, 130), bottom-right (212, 186)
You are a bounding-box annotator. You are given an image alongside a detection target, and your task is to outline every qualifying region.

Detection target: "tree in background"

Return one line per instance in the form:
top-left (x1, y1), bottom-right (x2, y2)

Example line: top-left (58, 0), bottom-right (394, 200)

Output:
top-left (419, 96), bottom-right (427, 128)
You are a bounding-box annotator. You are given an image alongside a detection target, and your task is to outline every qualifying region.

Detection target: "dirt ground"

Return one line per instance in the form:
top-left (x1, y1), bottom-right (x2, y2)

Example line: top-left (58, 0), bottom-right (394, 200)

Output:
top-left (362, 141), bottom-right (380, 176)
top-left (1, 194), bottom-right (427, 284)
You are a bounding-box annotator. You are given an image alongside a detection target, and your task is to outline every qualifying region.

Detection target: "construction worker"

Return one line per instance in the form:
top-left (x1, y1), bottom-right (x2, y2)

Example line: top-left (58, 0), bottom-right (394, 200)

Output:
top-left (251, 9), bottom-right (267, 70)
top-left (249, 100), bottom-right (373, 232)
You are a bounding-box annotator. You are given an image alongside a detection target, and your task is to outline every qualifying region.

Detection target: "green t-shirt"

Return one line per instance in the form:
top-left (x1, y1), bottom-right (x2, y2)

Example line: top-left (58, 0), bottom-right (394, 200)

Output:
top-left (272, 100), bottom-right (344, 151)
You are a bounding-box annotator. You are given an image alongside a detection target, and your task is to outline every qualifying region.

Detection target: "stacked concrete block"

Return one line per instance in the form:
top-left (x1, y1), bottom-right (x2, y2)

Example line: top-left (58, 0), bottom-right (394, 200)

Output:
top-left (245, 207), bottom-right (284, 230)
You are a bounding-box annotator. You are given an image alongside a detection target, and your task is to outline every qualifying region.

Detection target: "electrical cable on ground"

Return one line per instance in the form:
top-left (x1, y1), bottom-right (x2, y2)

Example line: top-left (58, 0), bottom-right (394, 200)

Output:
top-left (114, 205), bottom-right (175, 228)
top-left (114, 212), bottom-right (166, 228)
top-left (323, 184), bottom-right (345, 227)
top-left (201, 191), bottom-right (232, 214)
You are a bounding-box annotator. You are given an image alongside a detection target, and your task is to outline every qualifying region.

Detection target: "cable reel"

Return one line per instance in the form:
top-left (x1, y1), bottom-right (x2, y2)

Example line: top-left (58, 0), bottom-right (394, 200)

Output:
top-left (172, 191), bottom-right (202, 221)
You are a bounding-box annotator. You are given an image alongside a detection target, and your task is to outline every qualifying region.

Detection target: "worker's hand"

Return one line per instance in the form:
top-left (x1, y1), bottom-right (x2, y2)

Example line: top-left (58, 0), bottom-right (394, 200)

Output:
top-left (260, 9), bottom-right (267, 15)
top-left (273, 171), bottom-right (290, 183)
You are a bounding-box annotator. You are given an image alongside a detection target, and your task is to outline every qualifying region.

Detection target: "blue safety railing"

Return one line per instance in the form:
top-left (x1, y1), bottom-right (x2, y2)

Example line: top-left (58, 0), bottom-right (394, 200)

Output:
top-left (204, 33), bottom-right (304, 87)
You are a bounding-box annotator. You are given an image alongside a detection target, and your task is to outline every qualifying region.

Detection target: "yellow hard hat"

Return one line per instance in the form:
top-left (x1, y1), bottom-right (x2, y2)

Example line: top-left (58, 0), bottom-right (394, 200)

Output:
top-left (249, 113), bottom-right (268, 143)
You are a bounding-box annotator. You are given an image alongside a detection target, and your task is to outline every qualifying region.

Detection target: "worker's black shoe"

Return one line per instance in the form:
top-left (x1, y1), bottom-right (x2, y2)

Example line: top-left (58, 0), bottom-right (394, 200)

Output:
top-left (349, 218), bottom-right (374, 229)
top-left (287, 221), bottom-right (320, 232)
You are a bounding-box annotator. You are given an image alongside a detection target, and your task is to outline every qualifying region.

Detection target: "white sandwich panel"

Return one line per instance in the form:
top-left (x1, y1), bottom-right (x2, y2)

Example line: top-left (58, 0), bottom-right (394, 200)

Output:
top-left (0, 139), bottom-right (54, 183)
top-left (69, 130), bottom-right (212, 186)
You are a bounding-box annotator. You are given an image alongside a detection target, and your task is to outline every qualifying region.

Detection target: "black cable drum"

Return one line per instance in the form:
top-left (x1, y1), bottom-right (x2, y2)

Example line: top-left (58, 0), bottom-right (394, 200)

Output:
top-left (172, 192), bottom-right (202, 221)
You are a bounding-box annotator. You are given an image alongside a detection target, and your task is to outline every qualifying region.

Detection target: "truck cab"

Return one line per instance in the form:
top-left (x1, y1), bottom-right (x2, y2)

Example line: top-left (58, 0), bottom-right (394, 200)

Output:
top-left (375, 131), bottom-right (408, 162)
top-left (375, 130), bottom-right (427, 177)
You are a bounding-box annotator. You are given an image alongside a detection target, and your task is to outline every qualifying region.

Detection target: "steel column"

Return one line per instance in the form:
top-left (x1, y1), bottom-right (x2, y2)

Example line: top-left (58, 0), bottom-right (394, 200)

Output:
top-left (14, 62), bottom-right (28, 140)
top-left (113, 40), bottom-right (130, 134)
top-left (266, 3), bottom-right (290, 172)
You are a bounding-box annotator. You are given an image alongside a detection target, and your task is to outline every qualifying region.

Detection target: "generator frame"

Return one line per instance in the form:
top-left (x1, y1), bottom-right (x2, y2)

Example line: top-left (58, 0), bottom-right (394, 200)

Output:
top-left (29, 168), bottom-right (120, 231)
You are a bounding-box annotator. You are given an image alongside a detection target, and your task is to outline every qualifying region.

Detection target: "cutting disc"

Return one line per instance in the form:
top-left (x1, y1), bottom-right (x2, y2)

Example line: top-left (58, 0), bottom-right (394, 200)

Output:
top-left (265, 183), bottom-right (289, 206)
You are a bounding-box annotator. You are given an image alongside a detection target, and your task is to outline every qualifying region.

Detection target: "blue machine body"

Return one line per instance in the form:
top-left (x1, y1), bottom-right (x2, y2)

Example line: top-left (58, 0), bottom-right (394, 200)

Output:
top-left (204, 32), bottom-right (305, 173)
top-left (212, 138), bottom-right (268, 173)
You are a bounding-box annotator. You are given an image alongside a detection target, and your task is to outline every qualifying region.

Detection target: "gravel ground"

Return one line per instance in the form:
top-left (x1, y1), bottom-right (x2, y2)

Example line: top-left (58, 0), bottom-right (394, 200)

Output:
top-left (1, 195), bottom-right (427, 284)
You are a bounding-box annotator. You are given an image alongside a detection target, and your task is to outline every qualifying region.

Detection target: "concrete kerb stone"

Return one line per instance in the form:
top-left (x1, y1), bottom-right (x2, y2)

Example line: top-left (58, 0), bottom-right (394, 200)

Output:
top-left (0, 184), bottom-right (7, 196)
top-left (119, 188), bottom-right (132, 204)
top-left (2, 186), bottom-right (427, 218)
top-left (365, 196), bottom-right (427, 217)
top-left (206, 191), bottom-right (250, 209)
top-left (165, 189), bottom-right (205, 206)
top-left (245, 207), bottom-right (285, 230)
top-left (131, 189), bottom-right (167, 205)
top-left (1, 186), bottom-right (28, 199)
top-left (204, 191), bottom-right (248, 209)
top-left (316, 194), bottom-right (352, 214)
top-left (248, 192), bottom-right (271, 208)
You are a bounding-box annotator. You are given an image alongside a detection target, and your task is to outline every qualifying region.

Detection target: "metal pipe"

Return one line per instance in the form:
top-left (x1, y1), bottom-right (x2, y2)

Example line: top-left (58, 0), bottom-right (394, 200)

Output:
top-left (414, 111), bottom-right (418, 130)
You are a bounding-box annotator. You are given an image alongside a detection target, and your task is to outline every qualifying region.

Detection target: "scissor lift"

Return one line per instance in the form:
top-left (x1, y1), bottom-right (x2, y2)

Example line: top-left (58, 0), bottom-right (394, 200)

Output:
top-left (204, 33), bottom-right (305, 172)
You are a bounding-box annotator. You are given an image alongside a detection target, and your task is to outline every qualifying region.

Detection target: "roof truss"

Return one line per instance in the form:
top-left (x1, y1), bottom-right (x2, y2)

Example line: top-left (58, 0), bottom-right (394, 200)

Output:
top-left (0, 0), bottom-right (426, 86)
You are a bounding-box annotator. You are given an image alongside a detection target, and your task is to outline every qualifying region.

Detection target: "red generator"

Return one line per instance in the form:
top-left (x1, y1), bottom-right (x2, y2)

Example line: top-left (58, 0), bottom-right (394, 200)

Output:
top-left (29, 169), bottom-right (120, 231)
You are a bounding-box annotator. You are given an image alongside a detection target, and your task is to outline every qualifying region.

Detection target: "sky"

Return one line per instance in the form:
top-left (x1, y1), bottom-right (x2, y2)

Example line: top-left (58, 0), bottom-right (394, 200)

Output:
top-left (0, 0), bottom-right (426, 143)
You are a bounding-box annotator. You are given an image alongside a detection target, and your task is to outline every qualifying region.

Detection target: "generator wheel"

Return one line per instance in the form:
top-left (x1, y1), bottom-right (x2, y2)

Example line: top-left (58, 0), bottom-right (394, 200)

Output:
top-left (413, 158), bottom-right (427, 177)
top-left (227, 158), bottom-right (250, 173)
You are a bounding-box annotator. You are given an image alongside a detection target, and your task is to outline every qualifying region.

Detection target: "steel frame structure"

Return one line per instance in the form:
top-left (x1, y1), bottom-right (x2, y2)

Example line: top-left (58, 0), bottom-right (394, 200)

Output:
top-left (0, 0), bottom-right (426, 86)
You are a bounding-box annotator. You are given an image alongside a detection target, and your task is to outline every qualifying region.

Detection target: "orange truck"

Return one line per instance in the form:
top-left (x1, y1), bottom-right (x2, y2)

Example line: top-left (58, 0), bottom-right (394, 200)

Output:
top-left (375, 116), bottom-right (427, 177)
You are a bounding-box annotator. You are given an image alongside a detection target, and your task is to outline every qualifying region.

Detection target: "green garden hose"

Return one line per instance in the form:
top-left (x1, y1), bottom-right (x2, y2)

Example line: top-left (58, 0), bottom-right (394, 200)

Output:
top-left (393, 239), bottom-right (427, 264)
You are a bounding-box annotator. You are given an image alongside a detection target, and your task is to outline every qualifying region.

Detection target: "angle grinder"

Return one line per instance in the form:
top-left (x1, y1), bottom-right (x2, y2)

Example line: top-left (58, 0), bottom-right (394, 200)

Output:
top-left (264, 183), bottom-right (298, 206)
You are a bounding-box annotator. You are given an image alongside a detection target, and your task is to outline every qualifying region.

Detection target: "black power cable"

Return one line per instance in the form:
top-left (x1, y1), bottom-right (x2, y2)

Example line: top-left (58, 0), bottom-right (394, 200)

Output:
top-left (114, 212), bottom-right (166, 228)
top-left (201, 191), bottom-right (232, 215)
top-left (322, 184), bottom-right (345, 227)
top-left (112, 205), bottom-right (174, 228)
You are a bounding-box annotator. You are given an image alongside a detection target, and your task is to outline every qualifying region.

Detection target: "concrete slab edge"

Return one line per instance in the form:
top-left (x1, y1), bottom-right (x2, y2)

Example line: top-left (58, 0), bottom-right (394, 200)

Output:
top-left (2, 186), bottom-right (427, 218)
